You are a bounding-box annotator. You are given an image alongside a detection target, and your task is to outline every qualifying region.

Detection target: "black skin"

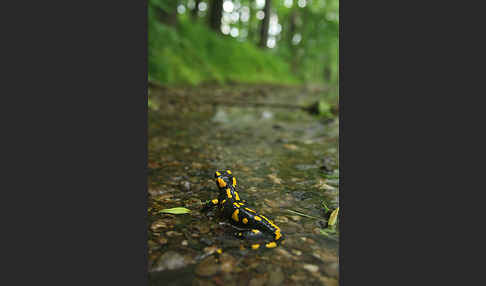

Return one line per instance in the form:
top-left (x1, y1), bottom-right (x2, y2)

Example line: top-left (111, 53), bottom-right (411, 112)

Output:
top-left (202, 170), bottom-right (284, 249)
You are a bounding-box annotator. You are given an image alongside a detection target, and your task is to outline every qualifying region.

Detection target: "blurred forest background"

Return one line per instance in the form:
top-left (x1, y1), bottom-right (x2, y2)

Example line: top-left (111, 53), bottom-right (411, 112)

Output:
top-left (148, 0), bottom-right (338, 89)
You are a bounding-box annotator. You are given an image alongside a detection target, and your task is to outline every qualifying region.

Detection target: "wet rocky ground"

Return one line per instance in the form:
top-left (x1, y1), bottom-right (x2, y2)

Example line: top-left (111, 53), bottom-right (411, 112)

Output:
top-left (148, 84), bottom-right (339, 286)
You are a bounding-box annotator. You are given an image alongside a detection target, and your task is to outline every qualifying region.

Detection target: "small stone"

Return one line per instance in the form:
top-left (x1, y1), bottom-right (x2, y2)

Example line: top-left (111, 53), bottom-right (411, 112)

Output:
top-left (275, 216), bottom-right (289, 223)
top-left (267, 174), bottom-right (283, 185)
top-left (302, 264), bottom-right (319, 273)
top-left (283, 144), bottom-right (298, 150)
top-left (248, 273), bottom-right (267, 286)
top-left (150, 220), bottom-right (167, 232)
top-left (200, 237), bottom-right (213, 246)
top-left (291, 249), bottom-right (302, 256)
top-left (312, 250), bottom-right (338, 264)
top-left (289, 215), bottom-right (301, 222)
top-left (314, 179), bottom-right (335, 190)
top-left (152, 251), bottom-right (186, 271)
top-left (267, 266), bottom-right (284, 286)
top-left (158, 237), bottom-right (168, 245)
top-left (181, 240), bottom-right (188, 246)
top-left (274, 248), bottom-right (292, 258)
top-left (195, 256), bottom-right (221, 277)
top-left (203, 245), bottom-right (219, 255)
top-left (220, 253), bottom-right (236, 273)
top-left (166, 231), bottom-right (183, 237)
top-left (323, 262), bottom-right (339, 278)
top-left (318, 276), bottom-right (339, 286)
top-left (198, 225), bottom-right (210, 234)
top-left (263, 199), bottom-right (278, 208)
top-left (290, 272), bottom-right (307, 282)
top-left (192, 162), bottom-right (203, 169)
top-left (181, 181), bottom-right (191, 191)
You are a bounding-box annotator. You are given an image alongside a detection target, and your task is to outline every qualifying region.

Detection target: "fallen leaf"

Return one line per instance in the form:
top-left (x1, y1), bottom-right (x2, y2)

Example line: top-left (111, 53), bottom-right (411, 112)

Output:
top-left (328, 207), bottom-right (339, 226)
top-left (159, 207), bottom-right (191, 214)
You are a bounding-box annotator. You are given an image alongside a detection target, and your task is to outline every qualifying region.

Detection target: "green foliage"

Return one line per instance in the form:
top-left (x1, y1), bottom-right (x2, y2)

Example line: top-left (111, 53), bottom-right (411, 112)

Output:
top-left (149, 13), bottom-right (298, 85)
top-left (148, 0), bottom-right (339, 88)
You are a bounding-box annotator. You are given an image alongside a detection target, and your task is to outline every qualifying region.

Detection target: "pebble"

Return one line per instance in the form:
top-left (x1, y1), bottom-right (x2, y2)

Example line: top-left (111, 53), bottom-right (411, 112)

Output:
top-left (312, 250), bottom-right (338, 264)
top-left (323, 262), bottom-right (339, 278)
top-left (283, 144), bottom-right (298, 150)
top-left (195, 256), bottom-right (221, 277)
top-left (248, 273), bottom-right (267, 286)
top-left (200, 237), bottom-right (213, 246)
top-left (150, 220), bottom-right (167, 232)
top-left (267, 266), bottom-right (284, 286)
top-left (181, 240), bottom-right (188, 246)
top-left (289, 215), bottom-right (301, 222)
top-left (152, 251), bottom-right (186, 271)
top-left (181, 181), bottom-right (191, 191)
top-left (274, 248), bottom-right (292, 258)
top-left (219, 253), bottom-right (236, 273)
top-left (267, 174), bottom-right (283, 184)
top-left (192, 278), bottom-right (215, 286)
top-left (192, 162), bottom-right (203, 169)
top-left (166, 231), bottom-right (183, 237)
top-left (317, 276), bottom-right (339, 286)
top-left (197, 225), bottom-right (210, 234)
top-left (275, 216), bottom-right (289, 223)
top-left (158, 237), bottom-right (168, 245)
top-left (263, 199), bottom-right (278, 208)
top-left (291, 249), bottom-right (302, 256)
top-left (302, 264), bottom-right (319, 273)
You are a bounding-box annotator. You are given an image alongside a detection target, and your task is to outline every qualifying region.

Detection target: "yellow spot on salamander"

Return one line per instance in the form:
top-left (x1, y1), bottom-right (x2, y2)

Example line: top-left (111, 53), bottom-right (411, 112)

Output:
top-left (216, 248), bottom-right (223, 254)
top-left (233, 177), bottom-right (237, 187)
top-left (232, 209), bottom-right (239, 222)
top-left (251, 229), bottom-right (260, 234)
top-left (212, 199), bottom-right (218, 205)
top-left (234, 192), bottom-right (240, 201)
top-left (265, 242), bottom-right (277, 248)
top-left (226, 188), bottom-right (232, 198)
top-left (221, 199), bottom-right (226, 205)
top-left (242, 218), bottom-right (248, 224)
top-left (245, 208), bottom-right (256, 213)
top-left (251, 244), bottom-right (260, 250)
top-left (217, 178), bottom-right (227, 188)
top-left (215, 171), bottom-right (221, 176)
top-left (254, 216), bottom-right (262, 221)
top-left (274, 229), bottom-right (282, 240)
top-left (226, 170), bottom-right (232, 174)
top-left (238, 232), bottom-right (242, 236)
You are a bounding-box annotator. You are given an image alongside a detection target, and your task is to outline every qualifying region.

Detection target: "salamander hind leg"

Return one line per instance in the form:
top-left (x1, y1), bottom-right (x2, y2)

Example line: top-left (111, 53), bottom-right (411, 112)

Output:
top-left (234, 229), bottom-right (266, 240)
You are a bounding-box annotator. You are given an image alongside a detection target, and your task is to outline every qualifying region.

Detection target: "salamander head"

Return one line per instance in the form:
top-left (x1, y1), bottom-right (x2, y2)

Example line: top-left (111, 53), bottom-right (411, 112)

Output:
top-left (214, 170), bottom-right (234, 190)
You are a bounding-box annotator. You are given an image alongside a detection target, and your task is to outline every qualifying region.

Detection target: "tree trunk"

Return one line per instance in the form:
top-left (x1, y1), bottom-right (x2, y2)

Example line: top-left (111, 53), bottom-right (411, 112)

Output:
top-left (154, 6), bottom-right (177, 26)
top-left (258, 0), bottom-right (272, 48)
top-left (192, 0), bottom-right (201, 20)
top-left (209, 0), bottom-right (223, 33)
top-left (288, 9), bottom-right (298, 73)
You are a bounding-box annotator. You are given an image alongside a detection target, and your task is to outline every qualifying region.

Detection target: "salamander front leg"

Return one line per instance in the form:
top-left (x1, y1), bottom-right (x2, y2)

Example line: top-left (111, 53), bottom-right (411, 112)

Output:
top-left (202, 198), bottom-right (219, 212)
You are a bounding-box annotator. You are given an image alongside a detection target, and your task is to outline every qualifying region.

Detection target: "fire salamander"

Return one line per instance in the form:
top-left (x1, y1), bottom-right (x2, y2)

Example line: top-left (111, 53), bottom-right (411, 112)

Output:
top-left (202, 170), bottom-right (284, 250)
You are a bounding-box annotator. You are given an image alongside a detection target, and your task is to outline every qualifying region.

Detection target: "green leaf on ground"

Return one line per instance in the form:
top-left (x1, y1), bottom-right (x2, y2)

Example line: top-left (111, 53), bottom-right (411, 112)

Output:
top-left (285, 209), bottom-right (325, 220)
top-left (159, 207), bottom-right (191, 214)
top-left (328, 207), bottom-right (339, 226)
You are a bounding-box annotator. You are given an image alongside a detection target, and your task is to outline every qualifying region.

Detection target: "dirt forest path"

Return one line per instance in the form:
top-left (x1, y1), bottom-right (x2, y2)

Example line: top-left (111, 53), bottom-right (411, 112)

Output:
top-left (148, 84), bottom-right (339, 286)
